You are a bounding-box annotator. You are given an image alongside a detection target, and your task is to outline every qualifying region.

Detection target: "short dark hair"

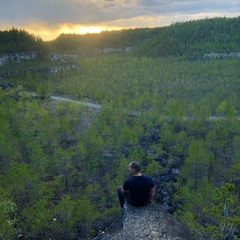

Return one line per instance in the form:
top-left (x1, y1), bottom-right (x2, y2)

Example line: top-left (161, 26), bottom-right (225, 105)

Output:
top-left (130, 161), bottom-right (141, 172)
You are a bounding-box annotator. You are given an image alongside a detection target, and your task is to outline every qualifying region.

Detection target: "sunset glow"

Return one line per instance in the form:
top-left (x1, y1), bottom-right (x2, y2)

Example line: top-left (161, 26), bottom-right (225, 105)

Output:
top-left (58, 25), bottom-right (103, 35)
top-left (1, 0), bottom-right (239, 41)
top-left (21, 24), bottom-right (125, 41)
top-left (58, 25), bottom-right (124, 35)
top-left (37, 24), bottom-right (123, 41)
top-left (76, 26), bottom-right (104, 34)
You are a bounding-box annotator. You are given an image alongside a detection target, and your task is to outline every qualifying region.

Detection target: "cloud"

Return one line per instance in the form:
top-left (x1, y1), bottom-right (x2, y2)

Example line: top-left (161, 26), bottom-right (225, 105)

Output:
top-left (0, 0), bottom-right (239, 40)
top-left (2, 0), bottom-right (237, 24)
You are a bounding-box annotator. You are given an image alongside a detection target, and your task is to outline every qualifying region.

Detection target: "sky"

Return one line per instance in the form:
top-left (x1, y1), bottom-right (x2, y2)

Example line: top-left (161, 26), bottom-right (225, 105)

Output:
top-left (0, 0), bottom-right (239, 41)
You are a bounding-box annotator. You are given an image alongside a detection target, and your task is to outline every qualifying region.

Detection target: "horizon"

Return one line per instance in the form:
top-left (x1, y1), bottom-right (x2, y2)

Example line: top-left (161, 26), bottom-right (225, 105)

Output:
top-left (0, 0), bottom-right (239, 41)
top-left (2, 15), bottom-right (239, 42)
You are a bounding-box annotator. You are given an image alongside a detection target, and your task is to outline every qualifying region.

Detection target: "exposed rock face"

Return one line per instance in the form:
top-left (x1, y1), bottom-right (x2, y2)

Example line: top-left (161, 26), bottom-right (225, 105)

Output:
top-left (203, 52), bottom-right (240, 58)
top-left (0, 52), bottom-right (81, 78)
top-left (94, 203), bottom-right (195, 240)
top-left (122, 203), bottom-right (194, 240)
top-left (0, 63), bottom-right (80, 78)
top-left (99, 47), bottom-right (132, 54)
top-left (0, 52), bottom-right (84, 66)
top-left (0, 52), bottom-right (37, 65)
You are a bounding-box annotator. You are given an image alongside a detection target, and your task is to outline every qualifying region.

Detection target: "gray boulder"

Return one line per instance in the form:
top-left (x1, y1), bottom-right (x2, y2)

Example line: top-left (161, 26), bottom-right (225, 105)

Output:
top-left (122, 203), bottom-right (195, 240)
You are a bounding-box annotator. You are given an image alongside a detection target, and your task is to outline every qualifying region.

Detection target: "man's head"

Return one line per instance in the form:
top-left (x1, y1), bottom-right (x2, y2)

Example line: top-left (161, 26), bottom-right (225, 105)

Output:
top-left (129, 161), bottom-right (141, 175)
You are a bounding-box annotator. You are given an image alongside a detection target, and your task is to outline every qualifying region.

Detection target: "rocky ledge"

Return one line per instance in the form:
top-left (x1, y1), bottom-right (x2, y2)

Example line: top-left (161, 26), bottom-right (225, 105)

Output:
top-left (0, 52), bottom-right (81, 78)
top-left (122, 203), bottom-right (194, 240)
top-left (0, 63), bottom-right (80, 78)
top-left (203, 52), bottom-right (240, 58)
top-left (95, 203), bottom-right (195, 240)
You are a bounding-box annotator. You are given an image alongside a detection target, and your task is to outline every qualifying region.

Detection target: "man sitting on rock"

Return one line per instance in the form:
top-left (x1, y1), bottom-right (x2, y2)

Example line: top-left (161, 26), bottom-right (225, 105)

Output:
top-left (118, 161), bottom-right (155, 208)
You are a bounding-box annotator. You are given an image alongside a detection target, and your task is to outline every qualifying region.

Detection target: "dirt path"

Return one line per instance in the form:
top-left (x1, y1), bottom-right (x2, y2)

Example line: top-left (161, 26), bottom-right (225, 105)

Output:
top-left (50, 95), bottom-right (102, 110)
top-left (50, 95), bottom-right (233, 121)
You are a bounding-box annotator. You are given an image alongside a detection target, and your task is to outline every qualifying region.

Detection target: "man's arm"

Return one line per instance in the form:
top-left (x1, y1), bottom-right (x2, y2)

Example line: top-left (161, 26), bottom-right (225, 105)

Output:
top-left (122, 181), bottom-right (129, 193)
top-left (149, 187), bottom-right (155, 202)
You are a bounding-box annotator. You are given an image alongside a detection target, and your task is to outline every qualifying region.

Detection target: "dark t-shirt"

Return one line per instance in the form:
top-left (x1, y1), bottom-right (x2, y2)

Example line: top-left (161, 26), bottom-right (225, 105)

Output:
top-left (123, 175), bottom-right (154, 207)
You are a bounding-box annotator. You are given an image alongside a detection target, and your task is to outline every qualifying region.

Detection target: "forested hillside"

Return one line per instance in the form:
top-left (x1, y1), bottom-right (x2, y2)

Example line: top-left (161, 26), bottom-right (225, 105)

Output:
top-left (52, 17), bottom-right (240, 59)
top-left (52, 27), bottom-right (154, 52)
top-left (0, 28), bottom-right (46, 53)
top-left (0, 17), bottom-right (240, 239)
top-left (136, 17), bottom-right (240, 58)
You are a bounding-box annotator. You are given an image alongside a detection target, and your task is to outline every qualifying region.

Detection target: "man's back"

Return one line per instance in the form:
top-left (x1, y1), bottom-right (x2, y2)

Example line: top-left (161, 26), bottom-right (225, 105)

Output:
top-left (118, 161), bottom-right (155, 208)
top-left (123, 175), bottom-right (154, 206)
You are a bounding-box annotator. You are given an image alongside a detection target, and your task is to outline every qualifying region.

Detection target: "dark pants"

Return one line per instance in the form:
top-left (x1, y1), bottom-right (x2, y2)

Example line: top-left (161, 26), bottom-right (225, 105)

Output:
top-left (117, 186), bottom-right (133, 208)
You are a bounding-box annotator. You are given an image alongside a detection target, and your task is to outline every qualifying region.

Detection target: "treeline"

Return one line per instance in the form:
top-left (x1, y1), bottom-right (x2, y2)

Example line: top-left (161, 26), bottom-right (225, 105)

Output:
top-left (136, 17), bottom-right (240, 58)
top-left (1, 17), bottom-right (240, 58)
top-left (0, 28), bottom-right (46, 53)
top-left (52, 27), bottom-right (156, 52)
top-left (51, 17), bottom-right (240, 58)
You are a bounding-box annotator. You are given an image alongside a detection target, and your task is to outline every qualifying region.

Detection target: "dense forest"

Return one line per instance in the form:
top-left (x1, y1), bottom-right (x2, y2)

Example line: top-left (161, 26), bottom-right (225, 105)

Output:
top-left (0, 28), bottom-right (46, 53)
top-left (52, 16), bottom-right (240, 59)
top-left (1, 17), bottom-right (240, 239)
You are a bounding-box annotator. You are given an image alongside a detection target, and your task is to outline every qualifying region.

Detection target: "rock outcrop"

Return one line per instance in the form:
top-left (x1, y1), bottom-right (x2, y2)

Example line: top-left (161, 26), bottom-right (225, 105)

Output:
top-left (122, 203), bottom-right (194, 240)
top-left (95, 203), bottom-right (195, 240)
top-left (99, 47), bottom-right (132, 54)
top-left (0, 52), bottom-right (83, 66)
top-left (0, 52), bottom-right (37, 65)
top-left (203, 52), bottom-right (240, 58)
top-left (0, 63), bottom-right (80, 78)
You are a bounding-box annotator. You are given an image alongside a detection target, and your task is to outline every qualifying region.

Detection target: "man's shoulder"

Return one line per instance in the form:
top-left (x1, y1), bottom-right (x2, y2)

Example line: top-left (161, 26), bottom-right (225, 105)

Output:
top-left (124, 175), bottom-right (154, 183)
top-left (124, 177), bottom-right (133, 184)
top-left (142, 175), bottom-right (154, 185)
top-left (142, 175), bottom-right (154, 180)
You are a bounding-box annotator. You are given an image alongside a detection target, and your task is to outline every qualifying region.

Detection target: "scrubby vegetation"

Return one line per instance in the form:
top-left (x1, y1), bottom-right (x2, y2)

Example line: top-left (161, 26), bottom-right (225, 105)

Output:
top-left (0, 17), bottom-right (240, 239)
